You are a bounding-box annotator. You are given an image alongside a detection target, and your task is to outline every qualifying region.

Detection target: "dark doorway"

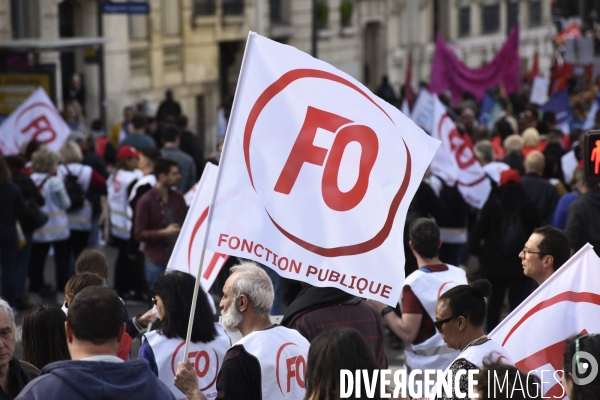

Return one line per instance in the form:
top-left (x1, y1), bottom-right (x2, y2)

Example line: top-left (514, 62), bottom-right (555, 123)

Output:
top-left (59, 0), bottom-right (75, 109)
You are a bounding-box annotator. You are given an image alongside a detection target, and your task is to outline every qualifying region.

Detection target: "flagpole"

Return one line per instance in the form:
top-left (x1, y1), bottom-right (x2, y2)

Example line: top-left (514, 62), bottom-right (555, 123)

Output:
top-left (183, 32), bottom-right (257, 361)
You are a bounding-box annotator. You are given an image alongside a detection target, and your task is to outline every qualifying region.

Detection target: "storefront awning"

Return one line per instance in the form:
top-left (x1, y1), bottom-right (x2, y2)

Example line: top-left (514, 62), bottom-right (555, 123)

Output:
top-left (0, 37), bottom-right (111, 53)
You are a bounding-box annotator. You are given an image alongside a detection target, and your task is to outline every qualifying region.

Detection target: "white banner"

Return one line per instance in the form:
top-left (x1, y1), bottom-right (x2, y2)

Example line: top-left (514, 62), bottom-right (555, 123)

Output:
top-left (411, 88), bottom-right (435, 134)
top-left (529, 76), bottom-right (550, 106)
top-left (0, 87), bottom-right (70, 155)
top-left (184, 181), bottom-right (200, 206)
top-left (430, 95), bottom-right (491, 209)
top-left (166, 163), bottom-right (228, 291)
top-left (204, 33), bottom-right (440, 305)
top-left (490, 244), bottom-right (600, 398)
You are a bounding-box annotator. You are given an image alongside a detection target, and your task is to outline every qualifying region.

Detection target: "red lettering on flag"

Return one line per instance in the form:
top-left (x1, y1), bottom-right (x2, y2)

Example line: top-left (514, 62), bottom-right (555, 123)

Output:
top-left (243, 68), bottom-right (411, 257)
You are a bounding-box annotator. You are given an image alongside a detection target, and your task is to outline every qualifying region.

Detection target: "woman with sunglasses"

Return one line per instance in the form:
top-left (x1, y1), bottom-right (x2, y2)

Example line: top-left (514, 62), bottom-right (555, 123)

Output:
top-left (425, 279), bottom-right (513, 399)
top-left (139, 271), bottom-right (230, 400)
top-left (562, 334), bottom-right (600, 399)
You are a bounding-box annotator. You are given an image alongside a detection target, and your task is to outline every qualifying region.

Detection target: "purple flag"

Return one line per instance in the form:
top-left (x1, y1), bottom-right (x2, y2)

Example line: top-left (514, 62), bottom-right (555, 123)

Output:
top-left (430, 26), bottom-right (520, 105)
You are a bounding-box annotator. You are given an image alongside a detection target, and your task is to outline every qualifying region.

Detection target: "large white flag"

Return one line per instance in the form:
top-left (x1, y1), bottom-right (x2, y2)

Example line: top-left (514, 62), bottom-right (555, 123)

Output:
top-left (204, 33), bottom-right (440, 305)
top-left (430, 95), bottom-right (491, 209)
top-left (166, 163), bottom-right (228, 291)
top-left (490, 244), bottom-right (600, 398)
top-left (0, 87), bottom-right (70, 155)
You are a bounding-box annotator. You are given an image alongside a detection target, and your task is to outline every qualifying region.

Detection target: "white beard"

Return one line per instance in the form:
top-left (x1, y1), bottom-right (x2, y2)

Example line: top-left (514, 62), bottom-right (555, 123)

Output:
top-left (222, 302), bottom-right (243, 333)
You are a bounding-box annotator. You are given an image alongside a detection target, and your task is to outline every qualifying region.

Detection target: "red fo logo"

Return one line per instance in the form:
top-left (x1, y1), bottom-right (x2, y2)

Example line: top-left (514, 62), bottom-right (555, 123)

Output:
top-left (275, 342), bottom-right (306, 396)
top-left (243, 69), bottom-right (412, 257)
top-left (15, 102), bottom-right (63, 148)
top-left (171, 341), bottom-right (219, 391)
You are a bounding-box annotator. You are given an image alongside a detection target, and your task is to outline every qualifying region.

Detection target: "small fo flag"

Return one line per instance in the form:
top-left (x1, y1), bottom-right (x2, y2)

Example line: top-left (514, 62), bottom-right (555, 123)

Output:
top-left (204, 33), bottom-right (440, 305)
top-left (166, 163), bottom-right (228, 291)
top-left (490, 244), bottom-right (600, 398)
top-left (0, 87), bottom-right (70, 155)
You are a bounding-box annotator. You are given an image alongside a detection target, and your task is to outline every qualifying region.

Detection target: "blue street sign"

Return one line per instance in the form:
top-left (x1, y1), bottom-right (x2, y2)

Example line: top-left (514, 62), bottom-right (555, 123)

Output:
top-left (101, 2), bottom-right (150, 14)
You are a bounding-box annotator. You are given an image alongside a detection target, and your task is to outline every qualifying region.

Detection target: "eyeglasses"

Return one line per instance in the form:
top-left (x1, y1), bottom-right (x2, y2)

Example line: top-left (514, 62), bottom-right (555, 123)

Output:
top-left (152, 297), bottom-right (158, 305)
top-left (521, 248), bottom-right (548, 256)
top-left (433, 315), bottom-right (462, 333)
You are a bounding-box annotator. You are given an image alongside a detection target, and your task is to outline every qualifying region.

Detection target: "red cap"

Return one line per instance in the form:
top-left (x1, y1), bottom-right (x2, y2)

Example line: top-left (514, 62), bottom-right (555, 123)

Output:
top-left (500, 169), bottom-right (521, 187)
top-left (116, 145), bottom-right (140, 161)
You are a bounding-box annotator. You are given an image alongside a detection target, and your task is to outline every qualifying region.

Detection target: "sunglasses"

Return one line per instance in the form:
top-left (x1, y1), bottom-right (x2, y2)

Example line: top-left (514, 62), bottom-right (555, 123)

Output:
top-left (433, 315), bottom-right (463, 333)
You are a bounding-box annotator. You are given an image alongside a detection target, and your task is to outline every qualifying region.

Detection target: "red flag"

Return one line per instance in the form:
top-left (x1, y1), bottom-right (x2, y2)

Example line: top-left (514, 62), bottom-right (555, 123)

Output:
top-left (550, 54), bottom-right (572, 95)
top-left (556, 21), bottom-right (581, 45)
top-left (524, 51), bottom-right (539, 81)
top-left (405, 51), bottom-right (415, 105)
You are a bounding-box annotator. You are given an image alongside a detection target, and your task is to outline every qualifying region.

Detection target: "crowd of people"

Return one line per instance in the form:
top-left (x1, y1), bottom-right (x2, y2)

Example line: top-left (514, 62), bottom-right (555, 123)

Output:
top-left (0, 74), bottom-right (597, 399)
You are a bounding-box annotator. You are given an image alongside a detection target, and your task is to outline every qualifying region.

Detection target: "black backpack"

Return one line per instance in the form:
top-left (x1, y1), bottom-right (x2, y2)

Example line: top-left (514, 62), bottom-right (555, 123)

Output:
top-left (63, 165), bottom-right (85, 211)
top-left (496, 199), bottom-right (528, 255)
top-left (434, 177), bottom-right (469, 228)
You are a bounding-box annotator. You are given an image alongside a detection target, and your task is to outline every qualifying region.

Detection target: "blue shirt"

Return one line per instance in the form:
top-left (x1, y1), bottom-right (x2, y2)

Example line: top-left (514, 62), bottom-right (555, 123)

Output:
top-left (551, 190), bottom-right (579, 230)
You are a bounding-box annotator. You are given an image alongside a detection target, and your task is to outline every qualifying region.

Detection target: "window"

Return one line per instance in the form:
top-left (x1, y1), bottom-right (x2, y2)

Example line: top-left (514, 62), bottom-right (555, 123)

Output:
top-left (530, 0), bottom-right (542, 27)
top-left (481, 4), bottom-right (500, 34)
top-left (129, 1), bottom-right (149, 40)
top-left (270, 0), bottom-right (290, 24)
top-left (507, 1), bottom-right (519, 32)
top-left (11, 0), bottom-right (39, 38)
top-left (458, 6), bottom-right (470, 37)
top-left (193, 0), bottom-right (216, 16)
top-left (223, 0), bottom-right (244, 16)
top-left (162, 0), bottom-right (180, 36)
top-left (163, 45), bottom-right (182, 72)
top-left (130, 49), bottom-right (150, 76)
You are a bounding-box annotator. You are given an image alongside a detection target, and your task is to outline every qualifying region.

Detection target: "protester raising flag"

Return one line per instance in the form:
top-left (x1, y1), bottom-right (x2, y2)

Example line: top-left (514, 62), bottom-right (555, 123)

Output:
top-left (430, 95), bottom-right (491, 209)
top-left (165, 163), bottom-right (228, 292)
top-left (203, 32), bottom-right (440, 305)
top-left (0, 87), bottom-right (70, 155)
top-left (489, 244), bottom-right (600, 399)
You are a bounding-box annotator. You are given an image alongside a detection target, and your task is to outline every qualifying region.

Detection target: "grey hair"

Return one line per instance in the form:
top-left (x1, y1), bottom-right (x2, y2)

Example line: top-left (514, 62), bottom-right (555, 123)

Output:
top-left (230, 262), bottom-right (274, 317)
top-left (503, 135), bottom-right (524, 156)
top-left (474, 140), bottom-right (494, 163)
top-left (0, 298), bottom-right (15, 327)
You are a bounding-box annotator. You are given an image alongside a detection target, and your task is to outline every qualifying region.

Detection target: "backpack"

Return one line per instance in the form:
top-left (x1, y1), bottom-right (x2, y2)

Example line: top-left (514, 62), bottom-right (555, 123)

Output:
top-left (497, 204), bottom-right (528, 255)
top-left (63, 165), bottom-right (85, 211)
top-left (434, 177), bottom-right (469, 228)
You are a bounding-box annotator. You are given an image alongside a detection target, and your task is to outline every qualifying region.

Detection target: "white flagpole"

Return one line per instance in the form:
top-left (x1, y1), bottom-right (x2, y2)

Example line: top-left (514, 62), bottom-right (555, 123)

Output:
top-left (183, 32), bottom-right (257, 361)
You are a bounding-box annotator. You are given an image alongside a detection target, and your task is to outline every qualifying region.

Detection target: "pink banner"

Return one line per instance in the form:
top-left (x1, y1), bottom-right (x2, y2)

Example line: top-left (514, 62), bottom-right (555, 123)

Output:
top-left (430, 26), bottom-right (520, 104)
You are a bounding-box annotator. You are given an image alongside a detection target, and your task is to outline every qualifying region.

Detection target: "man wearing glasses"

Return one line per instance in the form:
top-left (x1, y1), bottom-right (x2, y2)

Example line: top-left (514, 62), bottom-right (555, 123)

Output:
top-left (370, 218), bottom-right (468, 388)
top-left (521, 225), bottom-right (571, 286)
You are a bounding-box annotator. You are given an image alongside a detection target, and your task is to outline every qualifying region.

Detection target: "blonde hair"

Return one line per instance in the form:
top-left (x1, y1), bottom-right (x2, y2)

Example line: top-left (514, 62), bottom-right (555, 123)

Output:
top-left (31, 147), bottom-right (59, 174)
top-left (60, 140), bottom-right (83, 164)
top-left (522, 128), bottom-right (540, 147)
